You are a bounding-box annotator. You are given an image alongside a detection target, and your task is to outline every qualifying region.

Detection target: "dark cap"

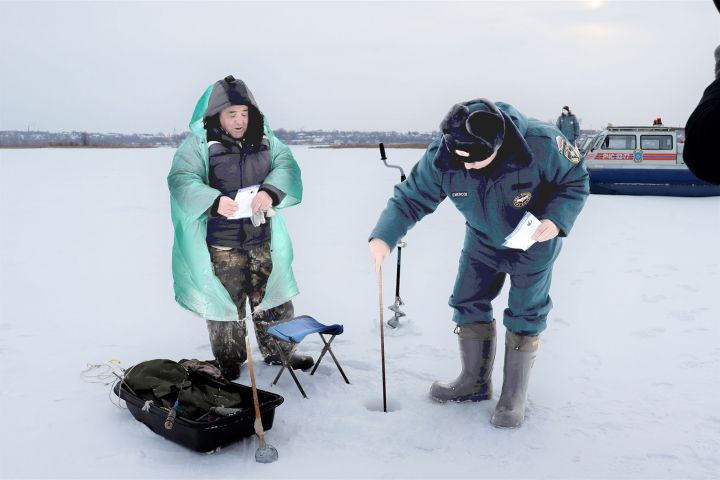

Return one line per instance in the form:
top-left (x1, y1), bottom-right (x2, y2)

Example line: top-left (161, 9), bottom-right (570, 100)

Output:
top-left (440, 98), bottom-right (505, 162)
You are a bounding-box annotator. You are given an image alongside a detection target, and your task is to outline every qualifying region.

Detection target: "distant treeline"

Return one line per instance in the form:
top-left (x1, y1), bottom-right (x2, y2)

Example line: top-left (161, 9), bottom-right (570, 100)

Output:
top-left (0, 129), bottom-right (439, 148)
top-left (1, 128), bottom-right (600, 149)
top-left (272, 128), bottom-right (439, 146)
top-left (0, 130), bottom-right (184, 148)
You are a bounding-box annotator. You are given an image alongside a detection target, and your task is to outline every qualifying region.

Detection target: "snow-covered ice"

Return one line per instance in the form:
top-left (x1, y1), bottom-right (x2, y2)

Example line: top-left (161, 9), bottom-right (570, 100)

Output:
top-left (0, 146), bottom-right (719, 479)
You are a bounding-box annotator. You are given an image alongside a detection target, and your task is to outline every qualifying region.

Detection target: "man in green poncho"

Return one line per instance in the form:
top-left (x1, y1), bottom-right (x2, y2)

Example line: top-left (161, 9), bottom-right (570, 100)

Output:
top-left (167, 76), bottom-right (313, 380)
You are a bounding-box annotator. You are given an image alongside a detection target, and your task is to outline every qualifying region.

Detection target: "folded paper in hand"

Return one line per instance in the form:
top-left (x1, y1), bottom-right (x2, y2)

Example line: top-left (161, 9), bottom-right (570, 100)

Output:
top-left (502, 212), bottom-right (541, 251)
top-left (227, 185), bottom-right (260, 220)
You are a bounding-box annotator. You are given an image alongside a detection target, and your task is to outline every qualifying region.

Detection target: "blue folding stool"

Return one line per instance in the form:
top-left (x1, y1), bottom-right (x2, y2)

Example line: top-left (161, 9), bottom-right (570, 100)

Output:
top-left (266, 315), bottom-right (349, 398)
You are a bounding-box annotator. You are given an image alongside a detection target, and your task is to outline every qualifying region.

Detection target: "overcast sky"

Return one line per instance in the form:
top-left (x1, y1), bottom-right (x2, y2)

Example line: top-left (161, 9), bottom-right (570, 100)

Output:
top-left (1, 1), bottom-right (718, 133)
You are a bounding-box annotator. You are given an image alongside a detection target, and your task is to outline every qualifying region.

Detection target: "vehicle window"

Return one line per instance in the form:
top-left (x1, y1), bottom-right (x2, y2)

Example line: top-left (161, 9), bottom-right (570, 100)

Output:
top-left (640, 135), bottom-right (673, 150)
top-left (591, 135), bottom-right (604, 151)
top-left (601, 135), bottom-right (636, 150)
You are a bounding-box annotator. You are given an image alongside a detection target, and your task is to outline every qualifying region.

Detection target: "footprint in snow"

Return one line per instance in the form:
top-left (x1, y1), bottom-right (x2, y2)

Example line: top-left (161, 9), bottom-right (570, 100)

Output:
top-left (672, 311), bottom-right (697, 322)
top-left (631, 327), bottom-right (665, 338)
top-left (682, 327), bottom-right (709, 334)
top-left (342, 360), bottom-right (374, 371)
top-left (651, 382), bottom-right (672, 388)
top-left (679, 284), bottom-right (701, 293)
top-left (581, 353), bottom-right (602, 369)
top-left (394, 367), bottom-right (436, 382)
top-left (645, 453), bottom-right (679, 461)
top-left (641, 294), bottom-right (667, 303)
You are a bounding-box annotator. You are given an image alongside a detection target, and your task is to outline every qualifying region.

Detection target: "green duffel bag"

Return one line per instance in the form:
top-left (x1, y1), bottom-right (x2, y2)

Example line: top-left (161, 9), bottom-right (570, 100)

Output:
top-left (122, 359), bottom-right (245, 421)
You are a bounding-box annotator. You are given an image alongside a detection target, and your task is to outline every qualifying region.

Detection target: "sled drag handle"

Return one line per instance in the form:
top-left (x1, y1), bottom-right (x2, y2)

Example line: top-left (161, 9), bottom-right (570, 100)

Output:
top-left (379, 143), bottom-right (387, 160)
top-left (378, 267), bottom-right (388, 413)
top-left (246, 336), bottom-right (267, 448)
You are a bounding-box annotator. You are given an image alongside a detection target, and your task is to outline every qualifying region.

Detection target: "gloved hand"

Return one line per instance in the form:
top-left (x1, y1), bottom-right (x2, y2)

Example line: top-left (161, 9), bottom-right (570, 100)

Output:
top-left (369, 238), bottom-right (390, 273)
top-left (251, 210), bottom-right (265, 227)
top-left (251, 207), bottom-right (276, 227)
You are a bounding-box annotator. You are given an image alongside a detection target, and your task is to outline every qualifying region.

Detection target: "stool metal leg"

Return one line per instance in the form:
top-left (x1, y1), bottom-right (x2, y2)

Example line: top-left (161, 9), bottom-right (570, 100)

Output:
top-left (270, 339), bottom-right (308, 399)
top-left (270, 341), bottom-right (294, 385)
top-left (310, 334), bottom-right (335, 375)
top-left (311, 334), bottom-right (350, 384)
top-left (286, 363), bottom-right (308, 399)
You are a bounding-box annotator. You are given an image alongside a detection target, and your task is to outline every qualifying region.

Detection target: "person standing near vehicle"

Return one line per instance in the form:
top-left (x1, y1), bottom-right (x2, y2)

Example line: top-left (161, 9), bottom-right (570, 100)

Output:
top-left (168, 76), bottom-right (313, 380)
top-left (368, 99), bottom-right (589, 428)
top-left (556, 105), bottom-right (580, 145)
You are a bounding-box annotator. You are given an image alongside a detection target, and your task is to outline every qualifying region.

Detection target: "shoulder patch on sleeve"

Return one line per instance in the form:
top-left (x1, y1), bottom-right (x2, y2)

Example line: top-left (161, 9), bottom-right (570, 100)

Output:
top-left (556, 135), bottom-right (581, 164)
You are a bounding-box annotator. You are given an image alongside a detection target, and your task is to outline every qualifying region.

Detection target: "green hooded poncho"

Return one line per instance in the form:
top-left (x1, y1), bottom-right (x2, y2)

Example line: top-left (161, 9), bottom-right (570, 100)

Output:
top-left (167, 83), bottom-right (302, 321)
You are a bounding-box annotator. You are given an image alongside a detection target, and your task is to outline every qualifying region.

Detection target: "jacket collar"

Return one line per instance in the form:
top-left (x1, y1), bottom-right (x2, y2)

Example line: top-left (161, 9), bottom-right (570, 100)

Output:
top-left (207, 126), bottom-right (269, 153)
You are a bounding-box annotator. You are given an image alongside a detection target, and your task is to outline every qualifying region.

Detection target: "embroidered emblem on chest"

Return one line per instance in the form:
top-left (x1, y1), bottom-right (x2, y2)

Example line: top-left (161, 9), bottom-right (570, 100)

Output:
top-left (451, 192), bottom-right (468, 198)
top-left (513, 192), bottom-right (532, 208)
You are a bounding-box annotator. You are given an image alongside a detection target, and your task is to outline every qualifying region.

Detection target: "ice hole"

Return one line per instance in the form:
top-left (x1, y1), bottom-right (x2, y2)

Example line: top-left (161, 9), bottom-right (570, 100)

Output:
top-left (364, 398), bottom-right (401, 412)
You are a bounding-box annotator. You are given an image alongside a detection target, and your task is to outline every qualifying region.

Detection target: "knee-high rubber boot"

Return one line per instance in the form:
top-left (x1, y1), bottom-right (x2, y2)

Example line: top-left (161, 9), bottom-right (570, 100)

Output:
top-left (206, 320), bottom-right (245, 381)
top-left (490, 331), bottom-right (540, 428)
top-left (430, 321), bottom-right (496, 402)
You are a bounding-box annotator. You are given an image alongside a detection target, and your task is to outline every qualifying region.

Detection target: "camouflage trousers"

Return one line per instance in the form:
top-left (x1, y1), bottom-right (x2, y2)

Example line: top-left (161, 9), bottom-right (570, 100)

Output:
top-left (206, 240), bottom-right (295, 368)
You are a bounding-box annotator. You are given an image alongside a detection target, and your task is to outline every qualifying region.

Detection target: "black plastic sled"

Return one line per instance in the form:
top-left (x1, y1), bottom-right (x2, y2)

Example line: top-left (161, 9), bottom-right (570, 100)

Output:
top-left (114, 381), bottom-right (284, 452)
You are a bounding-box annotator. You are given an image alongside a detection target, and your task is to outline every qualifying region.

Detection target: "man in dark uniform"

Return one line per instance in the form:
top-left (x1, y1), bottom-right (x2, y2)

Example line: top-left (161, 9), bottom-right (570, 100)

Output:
top-left (556, 105), bottom-right (580, 145)
top-left (368, 99), bottom-right (589, 427)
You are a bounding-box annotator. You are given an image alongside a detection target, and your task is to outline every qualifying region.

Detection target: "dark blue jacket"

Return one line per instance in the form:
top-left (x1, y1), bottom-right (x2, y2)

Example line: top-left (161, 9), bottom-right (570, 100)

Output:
top-left (370, 102), bottom-right (589, 274)
top-left (206, 130), bottom-right (285, 248)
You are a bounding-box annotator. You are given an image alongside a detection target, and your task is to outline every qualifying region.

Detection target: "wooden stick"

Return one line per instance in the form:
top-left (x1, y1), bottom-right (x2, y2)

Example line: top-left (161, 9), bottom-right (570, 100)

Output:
top-left (378, 267), bottom-right (387, 413)
top-left (246, 336), bottom-right (266, 448)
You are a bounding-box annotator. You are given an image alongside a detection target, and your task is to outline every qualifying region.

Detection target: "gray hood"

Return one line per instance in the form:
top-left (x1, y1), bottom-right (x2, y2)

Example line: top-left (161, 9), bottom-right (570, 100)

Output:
top-left (204, 75), bottom-right (259, 119)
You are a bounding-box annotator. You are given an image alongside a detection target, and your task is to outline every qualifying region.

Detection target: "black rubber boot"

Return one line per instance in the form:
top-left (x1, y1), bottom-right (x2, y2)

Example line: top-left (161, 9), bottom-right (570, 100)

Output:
top-left (490, 331), bottom-right (540, 428)
top-left (219, 363), bottom-right (242, 381)
top-left (429, 321), bottom-right (496, 402)
top-left (264, 353), bottom-right (315, 371)
top-left (206, 359), bottom-right (242, 381)
top-left (206, 320), bottom-right (247, 381)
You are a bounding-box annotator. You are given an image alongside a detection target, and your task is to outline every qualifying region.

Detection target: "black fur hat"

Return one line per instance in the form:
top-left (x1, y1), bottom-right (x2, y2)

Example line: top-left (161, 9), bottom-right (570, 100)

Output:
top-left (440, 99), bottom-right (506, 162)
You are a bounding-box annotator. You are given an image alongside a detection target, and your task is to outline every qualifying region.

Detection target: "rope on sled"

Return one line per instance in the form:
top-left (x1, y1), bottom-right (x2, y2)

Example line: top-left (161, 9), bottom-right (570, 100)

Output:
top-left (80, 360), bottom-right (123, 385)
top-left (81, 311), bottom-right (257, 412)
top-left (81, 360), bottom-right (136, 410)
